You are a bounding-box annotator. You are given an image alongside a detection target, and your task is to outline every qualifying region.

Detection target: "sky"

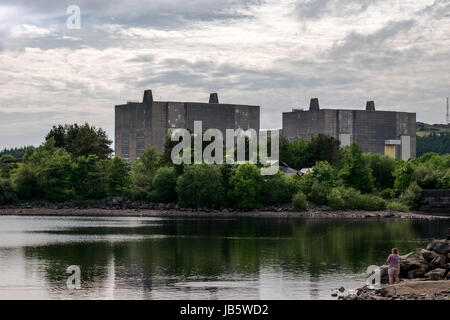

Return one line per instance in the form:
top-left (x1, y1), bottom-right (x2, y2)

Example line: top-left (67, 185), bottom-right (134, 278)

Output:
top-left (0, 0), bottom-right (449, 150)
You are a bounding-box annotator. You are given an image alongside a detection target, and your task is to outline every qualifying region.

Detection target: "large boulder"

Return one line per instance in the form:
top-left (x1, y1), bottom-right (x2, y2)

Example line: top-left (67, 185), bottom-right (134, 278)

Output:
top-left (424, 268), bottom-right (446, 280)
top-left (399, 252), bottom-right (429, 278)
top-left (407, 268), bottom-right (426, 279)
top-left (430, 253), bottom-right (448, 269)
top-left (426, 240), bottom-right (450, 255)
top-left (420, 249), bottom-right (436, 263)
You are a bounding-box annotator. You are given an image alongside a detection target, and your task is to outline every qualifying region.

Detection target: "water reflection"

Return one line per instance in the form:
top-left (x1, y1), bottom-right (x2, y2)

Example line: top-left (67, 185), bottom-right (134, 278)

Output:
top-left (0, 216), bottom-right (448, 299)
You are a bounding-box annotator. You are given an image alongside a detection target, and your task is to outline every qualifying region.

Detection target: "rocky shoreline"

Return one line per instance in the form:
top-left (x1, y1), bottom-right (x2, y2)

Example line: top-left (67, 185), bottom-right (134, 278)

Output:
top-left (342, 239), bottom-right (450, 300)
top-left (0, 198), bottom-right (447, 219)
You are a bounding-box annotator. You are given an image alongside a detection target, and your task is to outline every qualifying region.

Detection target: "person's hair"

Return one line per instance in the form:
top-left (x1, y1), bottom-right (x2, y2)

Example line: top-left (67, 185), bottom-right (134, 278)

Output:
top-left (392, 248), bottom-right (399, 254)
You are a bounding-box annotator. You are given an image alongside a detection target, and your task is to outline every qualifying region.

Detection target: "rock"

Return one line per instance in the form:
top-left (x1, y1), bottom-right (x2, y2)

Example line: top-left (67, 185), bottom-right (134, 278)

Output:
top-left (331, 293), bottom-right (338, 297)
top-left (420, 249), bottom-right (435, 262)
top-left (430, 254), bottom-right (448, 269)
top-left (408, 268), bottom-right (426, 279)
top-left (380, 265), bottom-right (389, 283)
top-left (424, 268), bottom-right (446, 280)
top-left (400, 252), bottom-right (429, 277)
top-left (427, 240), bottom-right (450, 255)
top-left (338, 286), bottom-right (345, 292)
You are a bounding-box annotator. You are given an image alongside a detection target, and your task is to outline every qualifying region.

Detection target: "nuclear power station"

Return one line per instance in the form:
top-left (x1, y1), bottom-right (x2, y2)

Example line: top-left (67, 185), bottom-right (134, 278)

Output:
top-left (282, 99), bottom-right (416, 160)
top-left (115, 90), bottom-right (260, 160)
top-left (115, 91), bottom-right (416, 161)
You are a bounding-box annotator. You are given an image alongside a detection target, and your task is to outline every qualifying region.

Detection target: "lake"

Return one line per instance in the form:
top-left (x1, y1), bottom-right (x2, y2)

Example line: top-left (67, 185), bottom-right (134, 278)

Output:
top-left (0, 215), bottom-right (448, 300)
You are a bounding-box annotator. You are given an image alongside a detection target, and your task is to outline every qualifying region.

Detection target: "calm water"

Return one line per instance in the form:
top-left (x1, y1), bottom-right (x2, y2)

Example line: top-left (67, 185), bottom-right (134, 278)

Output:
top-left (0, 215), bottom-right (448, 300)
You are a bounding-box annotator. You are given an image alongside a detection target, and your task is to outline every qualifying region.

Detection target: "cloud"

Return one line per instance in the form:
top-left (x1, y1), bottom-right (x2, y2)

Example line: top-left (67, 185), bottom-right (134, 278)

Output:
top-left (10, 24), bottom-right (54, 39)
top-left (0, 0), bottom-right (449, 149)
top-left (328, 20), bottom-right (416, 60)
top-left (295, 0), bottom-right (378, 21)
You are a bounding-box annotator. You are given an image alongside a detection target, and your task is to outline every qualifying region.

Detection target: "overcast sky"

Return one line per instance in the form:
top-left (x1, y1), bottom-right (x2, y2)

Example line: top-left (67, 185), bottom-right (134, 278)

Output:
top-left (0, 0), bottom-right (449, 150)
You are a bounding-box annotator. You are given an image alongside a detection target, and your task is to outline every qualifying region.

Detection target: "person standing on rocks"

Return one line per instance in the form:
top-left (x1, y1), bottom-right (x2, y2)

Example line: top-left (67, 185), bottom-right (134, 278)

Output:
top-left (387, 248), bottom-right (400, 285)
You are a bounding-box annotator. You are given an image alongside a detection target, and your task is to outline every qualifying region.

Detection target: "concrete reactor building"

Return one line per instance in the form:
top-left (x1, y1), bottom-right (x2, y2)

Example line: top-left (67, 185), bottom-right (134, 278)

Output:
top-left (115, 90), bottom-right (260, 160)
top-left (282, 99), bottom-right (416, 160)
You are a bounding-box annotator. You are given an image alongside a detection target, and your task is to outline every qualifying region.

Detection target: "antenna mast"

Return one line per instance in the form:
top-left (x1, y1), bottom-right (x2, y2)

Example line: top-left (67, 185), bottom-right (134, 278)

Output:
top-left (447, 97), bottom-right (449, 125)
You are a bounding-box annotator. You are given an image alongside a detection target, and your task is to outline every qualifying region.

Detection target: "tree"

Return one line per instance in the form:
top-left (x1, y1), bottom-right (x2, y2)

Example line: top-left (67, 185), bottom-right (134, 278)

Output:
top-left (176, 164), bottom-right (225, 208)
top-left (13, 163), bottom-right (39, 199)
top-left (308, 134), bottom-right (342, 167)
top-left (364, 153), bottom-right (396, 190)
top-left (46, 123), bottom-right (113, 159)
top-left (0, 177), bottom-right (16, 204)
top-left (228, 163), bottom-right (263, 210)
top-left (130, 147), bottom-right (161, 200)
top-left (139, 147), bottom-right (161, 172)
top-left (0, 146), bottom-right (29, 159)
top-left (280, 138), bottom-right (310, 170)
top-left (152, 167), bottom-right (177, 203)
top-left (0, 155), bottom-right (19, 179)
top-left (339, 143), bottom-right (374, 193)
top-left (107, 157), bottom-right (131, 197)
top-left (262, 172), bottom-right (298, 205)
top-left (26, 140), bottom-right (73, 201)
top-left (72, 155), bottom-right (106, 199)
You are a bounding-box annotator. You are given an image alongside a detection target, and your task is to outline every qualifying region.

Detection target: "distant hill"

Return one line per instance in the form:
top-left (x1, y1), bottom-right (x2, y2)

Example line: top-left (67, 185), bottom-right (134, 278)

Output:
top-left (416, 122), bottom-right (450, 156)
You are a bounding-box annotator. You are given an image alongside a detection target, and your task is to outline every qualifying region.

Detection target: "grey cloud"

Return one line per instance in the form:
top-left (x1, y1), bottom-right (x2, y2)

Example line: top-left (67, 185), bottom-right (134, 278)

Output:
top-left (1, 0), bottom-right (259, 27)
top-left (328, 20), bottom-right (416, 60)
top-left (295, 0), bottom-right (379, 21)
top-left (126, 54), bottom-right (154, 63)
top-left (419, 0), bottom-right (450, 19)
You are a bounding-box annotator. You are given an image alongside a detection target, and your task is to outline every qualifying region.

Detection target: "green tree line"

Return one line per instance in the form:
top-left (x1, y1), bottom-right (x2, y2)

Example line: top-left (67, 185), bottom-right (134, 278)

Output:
top-left (1, 123), bottom-right (449, 211)
top-left (417, 132), bottom-right (450, 156)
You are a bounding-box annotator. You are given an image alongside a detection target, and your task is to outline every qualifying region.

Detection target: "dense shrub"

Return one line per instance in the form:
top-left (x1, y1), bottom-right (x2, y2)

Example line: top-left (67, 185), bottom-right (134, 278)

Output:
top-left (309, 184), bottom-right (330, 205)
top-left (262, 172), bottom-right (298, 205)
top-left (296, 161), bottom-right (336, 196)
top-left (399, 182), bottom-right (422, 209)
top-left (292, 192), bottom-right (308, 211)
top-left (327, 187), bottom-right (386, 211)
top-left (327, 188), bottom-right (345, 210)
top-left (176, 164), bottom-right (225, 208)
top-left (357, 194), bottom-right (386, 211)
top-left (380, 188), bottom-right (396, 200)
top-left (437, 169), bottom-right (450, 189)
top-left (387, 201), bottom-right (410, 212)
top-left (412, 166), bottom-right (439, 189)
top-left (152, 167), bottom-right (177, 203)
top-left (228, 163), bottom-right (263, 210)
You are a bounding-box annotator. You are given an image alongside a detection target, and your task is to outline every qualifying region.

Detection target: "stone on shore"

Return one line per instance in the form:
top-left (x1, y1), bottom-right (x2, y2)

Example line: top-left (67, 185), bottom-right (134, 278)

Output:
top-left (399, 252), bottom-right (430, 278)
top-left (424, 268), bottom-right (447, 280)
top-left (426, 240), bottom-right (450, 255)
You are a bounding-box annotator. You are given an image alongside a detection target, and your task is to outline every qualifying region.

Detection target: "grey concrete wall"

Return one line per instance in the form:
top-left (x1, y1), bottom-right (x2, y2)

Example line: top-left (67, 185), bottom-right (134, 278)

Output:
top-left (115, 95), bottom-right (260, 159)
top-left (419, 189), bottom-right (450, 215)
top-left (282, 108), bottom-right (416, 159)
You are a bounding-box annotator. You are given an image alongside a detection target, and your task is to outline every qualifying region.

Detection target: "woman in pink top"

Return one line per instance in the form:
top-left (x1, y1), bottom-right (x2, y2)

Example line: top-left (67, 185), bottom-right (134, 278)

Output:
top-left (387, 248), bottom-right (400, 284)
